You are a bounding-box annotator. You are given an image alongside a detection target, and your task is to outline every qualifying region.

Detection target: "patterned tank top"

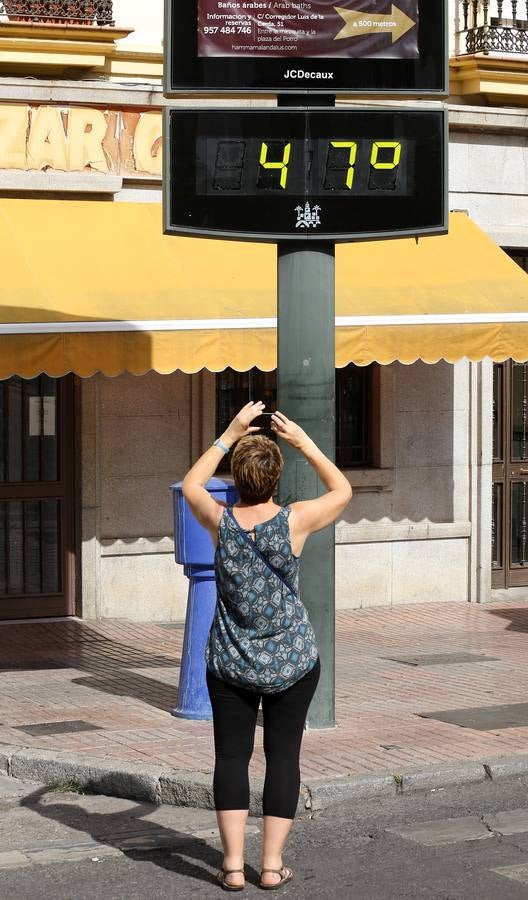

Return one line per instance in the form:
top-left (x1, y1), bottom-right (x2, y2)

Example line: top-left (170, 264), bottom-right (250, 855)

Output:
top-left (205, 506), bottom-right (319, 693)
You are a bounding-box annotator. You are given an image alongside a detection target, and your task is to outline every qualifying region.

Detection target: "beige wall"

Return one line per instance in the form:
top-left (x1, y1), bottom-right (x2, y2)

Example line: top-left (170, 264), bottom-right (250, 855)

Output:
top-left (113, 0), bottom-right (164, 49)
top-left (449, 119), bottom-right (528, 247)
top-left (81, 370), bottom-right (215, 621)
top-left (333, 359), bottom-right (491, 609)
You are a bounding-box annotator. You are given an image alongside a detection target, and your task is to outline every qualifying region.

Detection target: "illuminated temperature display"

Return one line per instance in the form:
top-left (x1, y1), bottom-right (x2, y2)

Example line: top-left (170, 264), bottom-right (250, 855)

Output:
top-left (203, 137), bottom-right (408, 196)
top-left (164, 108), bottom-right (448, 242)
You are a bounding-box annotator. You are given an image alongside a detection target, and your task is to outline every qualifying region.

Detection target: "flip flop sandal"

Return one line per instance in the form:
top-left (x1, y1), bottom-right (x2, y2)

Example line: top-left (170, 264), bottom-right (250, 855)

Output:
top-left (217, 868), bottom-right (245, 892)
top-left (259, 866), bottom-right (294, 890)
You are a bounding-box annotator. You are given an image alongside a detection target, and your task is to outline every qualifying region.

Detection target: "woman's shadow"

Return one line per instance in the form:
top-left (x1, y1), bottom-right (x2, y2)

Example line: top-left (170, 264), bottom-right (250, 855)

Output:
top-left (20, 786), bottom-right (260, 887)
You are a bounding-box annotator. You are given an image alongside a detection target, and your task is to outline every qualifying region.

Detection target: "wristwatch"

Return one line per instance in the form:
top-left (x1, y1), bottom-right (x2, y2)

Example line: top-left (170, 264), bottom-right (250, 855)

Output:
top-left (213, 438), bottom-right (230, 455)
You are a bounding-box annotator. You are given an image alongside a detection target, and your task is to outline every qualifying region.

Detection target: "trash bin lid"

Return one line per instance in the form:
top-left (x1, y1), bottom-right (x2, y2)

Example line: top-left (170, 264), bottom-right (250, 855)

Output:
top-left (170, 477), bottom-right (237, 494)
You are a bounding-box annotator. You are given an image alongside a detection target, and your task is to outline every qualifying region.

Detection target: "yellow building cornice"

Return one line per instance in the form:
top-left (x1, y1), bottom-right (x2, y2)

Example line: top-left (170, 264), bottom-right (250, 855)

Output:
top-left (0, 20), bottom-right (135, 75)
top-left (9, 26), bottom-right (528, 94)
top-left (450, 55), bottom-right (528, 105)
top-left (106, 46), bottom-right (163, 84)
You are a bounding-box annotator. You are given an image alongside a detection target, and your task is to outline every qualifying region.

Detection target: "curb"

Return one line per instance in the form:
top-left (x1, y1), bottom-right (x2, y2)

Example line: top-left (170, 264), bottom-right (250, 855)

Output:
top-left (3, 742), bottom-right (528, 816)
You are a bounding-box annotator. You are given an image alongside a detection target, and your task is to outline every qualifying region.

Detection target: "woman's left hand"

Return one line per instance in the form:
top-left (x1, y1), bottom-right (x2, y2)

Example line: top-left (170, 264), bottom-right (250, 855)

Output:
top-left (224, 401), bottom-right (265, 443)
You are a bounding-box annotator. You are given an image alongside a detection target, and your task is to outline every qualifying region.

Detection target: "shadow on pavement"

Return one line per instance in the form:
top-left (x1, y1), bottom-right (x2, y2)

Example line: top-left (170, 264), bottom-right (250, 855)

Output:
top-left (485, 606), bottom-right (528, 633)
top-left (0, 620), bottom-right (182, 715)
top-left (20, 786), bottom-right (251, 888)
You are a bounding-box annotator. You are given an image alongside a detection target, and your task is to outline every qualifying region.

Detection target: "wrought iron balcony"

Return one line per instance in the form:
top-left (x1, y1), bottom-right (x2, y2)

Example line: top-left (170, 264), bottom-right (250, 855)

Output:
top-left (0, 0), bottom-right (114, 26)
top-left (459, 1), bottom-right (528, 54)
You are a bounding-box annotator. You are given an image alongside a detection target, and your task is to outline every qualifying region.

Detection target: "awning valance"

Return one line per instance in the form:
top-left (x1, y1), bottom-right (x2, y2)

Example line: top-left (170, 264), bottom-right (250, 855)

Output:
top-left (1, 198), bottom-right (527, 377)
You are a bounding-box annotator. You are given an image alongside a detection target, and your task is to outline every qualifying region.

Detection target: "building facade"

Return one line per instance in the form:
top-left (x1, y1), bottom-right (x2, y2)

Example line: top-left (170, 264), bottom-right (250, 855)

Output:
top-left (0, 0), bottom-right (527, 621)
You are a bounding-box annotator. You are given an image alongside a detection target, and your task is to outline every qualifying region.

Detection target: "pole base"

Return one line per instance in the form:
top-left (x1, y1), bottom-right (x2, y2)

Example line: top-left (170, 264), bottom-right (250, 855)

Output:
top-left (171, 706), bottom-right (212, 721)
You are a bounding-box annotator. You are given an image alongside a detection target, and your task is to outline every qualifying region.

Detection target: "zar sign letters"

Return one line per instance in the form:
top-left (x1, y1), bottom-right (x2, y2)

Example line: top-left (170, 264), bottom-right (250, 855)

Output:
top-left (0, 105), bottom-right (163, 176)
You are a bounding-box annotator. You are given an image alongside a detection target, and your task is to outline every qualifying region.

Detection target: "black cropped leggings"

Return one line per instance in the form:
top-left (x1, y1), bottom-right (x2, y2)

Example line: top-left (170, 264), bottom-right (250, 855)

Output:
top-left (206, 658), bottom-right (320, 819)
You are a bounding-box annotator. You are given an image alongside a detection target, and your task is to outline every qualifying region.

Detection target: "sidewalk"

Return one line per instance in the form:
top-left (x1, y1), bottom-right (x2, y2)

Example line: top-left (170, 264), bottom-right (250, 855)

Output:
top-left (2, 599), bottom-right (528, 809)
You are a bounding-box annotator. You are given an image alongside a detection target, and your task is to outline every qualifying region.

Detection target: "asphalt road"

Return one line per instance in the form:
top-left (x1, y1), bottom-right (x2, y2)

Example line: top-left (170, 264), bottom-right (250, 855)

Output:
top-left (4, 773), bottom-right (528, 898)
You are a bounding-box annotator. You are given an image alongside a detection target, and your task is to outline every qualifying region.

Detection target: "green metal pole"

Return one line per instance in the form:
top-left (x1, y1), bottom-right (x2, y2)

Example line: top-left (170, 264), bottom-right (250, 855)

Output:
top-left (277, 241), bottom-right (336, 729)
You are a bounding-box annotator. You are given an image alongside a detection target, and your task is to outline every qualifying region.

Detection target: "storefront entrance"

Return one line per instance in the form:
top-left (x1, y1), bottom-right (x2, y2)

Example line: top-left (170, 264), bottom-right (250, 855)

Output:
top-left (492, 361), bottom-right (528, 588)
top-left (0, 376), bottom-right (76, 619)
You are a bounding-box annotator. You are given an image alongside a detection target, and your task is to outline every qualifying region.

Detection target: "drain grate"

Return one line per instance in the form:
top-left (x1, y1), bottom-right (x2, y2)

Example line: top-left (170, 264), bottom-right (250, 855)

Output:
top-left (418, 702), bottom-right (528, 731)
top-left (15, 720), bottom-right (103, 736)
top-left (386, 652), bottom-right (499, 667)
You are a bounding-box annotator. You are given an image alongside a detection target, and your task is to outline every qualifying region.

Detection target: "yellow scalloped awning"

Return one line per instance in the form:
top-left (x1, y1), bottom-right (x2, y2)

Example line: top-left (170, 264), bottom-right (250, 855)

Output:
top-left (0, 197), bottom-right (527, 377)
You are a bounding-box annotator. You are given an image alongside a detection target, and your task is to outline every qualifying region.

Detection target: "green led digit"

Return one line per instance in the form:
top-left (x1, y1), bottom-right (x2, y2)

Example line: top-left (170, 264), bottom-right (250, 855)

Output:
top-left (370, 141), bottom-right (402, 170)
top-left (259, 141), bottom-right (291, 189)
top-left (330, 141), bottom-right (357, 189)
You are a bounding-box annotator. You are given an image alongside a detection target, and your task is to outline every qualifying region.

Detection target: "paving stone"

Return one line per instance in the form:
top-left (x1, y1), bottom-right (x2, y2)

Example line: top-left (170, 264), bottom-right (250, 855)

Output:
top-left (387, 652), bottom-right (499, 667)
top-left (158, 771), bottom-right (272, 817)
top-left (387, 815), bottom-right (494, 846)
top-left (158, 770), bottom-right (215, 810)
top-left (25, 843), bottom-right (121, 865)
top-left (419, 702), bottom-right (528, 731)
top-left (486, 808), bottom-right (528, 836)
top-left (490, 864), bottom-right (528, 886)
top-left (191, 824), bottom-right (260, 840)
top-left (484, 754), bottom-right (528, 781)
top-left (0, 773), bottom-right (40, 802)
top-left (0, 850), bottom-right (31, 869)
top-left (401, 762), bottom-right (486, 793)
top-left (15, 720), bottom-right (102, 737)
top-left (0, 744), bottom-right (17, 776)
top-left (10, 748), bottom-right (169, 803)
top-left (104, 832), bottom-right (175, 851)
top-left (306, 774), bottom-right (396, 811)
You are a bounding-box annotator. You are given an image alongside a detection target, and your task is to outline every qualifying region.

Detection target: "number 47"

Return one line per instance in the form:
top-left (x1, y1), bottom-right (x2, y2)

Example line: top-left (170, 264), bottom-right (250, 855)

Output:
top-left (258, 140), bottom-right (402, 190)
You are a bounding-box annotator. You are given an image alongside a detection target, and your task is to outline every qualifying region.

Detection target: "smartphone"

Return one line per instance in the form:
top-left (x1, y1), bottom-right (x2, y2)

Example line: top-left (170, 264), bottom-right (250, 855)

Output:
top-left (253, 412), bottom-right (274, 430)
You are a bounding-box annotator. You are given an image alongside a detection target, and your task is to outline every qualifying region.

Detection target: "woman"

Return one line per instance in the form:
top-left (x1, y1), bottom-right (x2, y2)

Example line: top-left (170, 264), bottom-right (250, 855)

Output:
top-left (182, 401), bottom-right (352, 891)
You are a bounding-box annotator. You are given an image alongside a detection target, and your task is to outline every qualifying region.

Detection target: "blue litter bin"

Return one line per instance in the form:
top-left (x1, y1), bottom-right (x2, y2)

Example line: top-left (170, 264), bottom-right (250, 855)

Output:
top-left (170, 477), bottom-right (238, 720)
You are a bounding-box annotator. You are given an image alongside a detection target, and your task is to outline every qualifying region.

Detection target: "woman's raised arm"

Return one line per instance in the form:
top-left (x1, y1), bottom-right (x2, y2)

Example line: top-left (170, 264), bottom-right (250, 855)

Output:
top-left (271, 411), bottom-right (352, 548)
top-left (181, 400), bottom-right (265, 533)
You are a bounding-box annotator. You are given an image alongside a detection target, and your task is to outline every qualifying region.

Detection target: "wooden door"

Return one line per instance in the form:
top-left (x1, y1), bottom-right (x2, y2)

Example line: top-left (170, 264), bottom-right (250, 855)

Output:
top-left (492, 361), bottom-right (528, 588)
top-left (0, 376), bottom-right (76, 619)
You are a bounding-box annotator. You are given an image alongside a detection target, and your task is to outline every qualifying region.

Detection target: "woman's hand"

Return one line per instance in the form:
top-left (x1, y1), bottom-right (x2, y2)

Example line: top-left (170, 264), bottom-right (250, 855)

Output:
top-left (271, 411), bottom-right (309, 449)
top-left (223, 401), bottom-right (266, 444)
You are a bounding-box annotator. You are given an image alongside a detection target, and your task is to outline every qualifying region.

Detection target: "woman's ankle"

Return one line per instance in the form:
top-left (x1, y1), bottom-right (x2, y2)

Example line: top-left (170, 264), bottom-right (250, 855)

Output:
top-left (223, 855), bottom-right (245, 870)
top-left (260, 855), bottom-right (283, 870)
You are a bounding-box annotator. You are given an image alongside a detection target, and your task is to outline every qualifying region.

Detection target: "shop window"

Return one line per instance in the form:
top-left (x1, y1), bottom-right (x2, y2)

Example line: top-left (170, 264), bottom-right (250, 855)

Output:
top-left (216, 364), bottom-right (378, 470)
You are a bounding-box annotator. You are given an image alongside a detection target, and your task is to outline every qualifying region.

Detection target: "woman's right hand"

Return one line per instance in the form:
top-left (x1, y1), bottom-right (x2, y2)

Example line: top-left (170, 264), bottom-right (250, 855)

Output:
top-left (224, 400), bottom-right (266, 444)
top-left (271, 411), bottom-right (309, 449)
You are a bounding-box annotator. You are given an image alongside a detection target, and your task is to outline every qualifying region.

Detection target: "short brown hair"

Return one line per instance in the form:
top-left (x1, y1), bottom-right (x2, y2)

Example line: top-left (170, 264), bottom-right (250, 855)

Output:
top-left (231, 435), bottom-right (283, 504)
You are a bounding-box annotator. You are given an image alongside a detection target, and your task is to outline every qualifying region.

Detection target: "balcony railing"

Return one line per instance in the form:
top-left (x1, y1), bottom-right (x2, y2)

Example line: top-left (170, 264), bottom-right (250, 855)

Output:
top-left (0, 0), bottom-right (114, 26)
top-left (459, 1), bottom-right (528, 53)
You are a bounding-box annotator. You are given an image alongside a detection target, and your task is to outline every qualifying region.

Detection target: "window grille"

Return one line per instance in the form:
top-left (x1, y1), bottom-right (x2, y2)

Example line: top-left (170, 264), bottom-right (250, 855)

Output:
top-left (216, 364), bottom-right (375, 470)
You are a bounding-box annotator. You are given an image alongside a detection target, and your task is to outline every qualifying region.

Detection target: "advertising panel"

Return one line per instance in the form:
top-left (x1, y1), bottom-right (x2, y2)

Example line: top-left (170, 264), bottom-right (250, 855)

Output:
top-left (197, 0), bottom-right (418, 60)
top-left (164, 0), bottom-right (446, 94)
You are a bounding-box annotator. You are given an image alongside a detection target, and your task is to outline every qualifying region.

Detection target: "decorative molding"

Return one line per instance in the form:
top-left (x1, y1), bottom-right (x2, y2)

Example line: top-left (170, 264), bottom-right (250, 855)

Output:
top-left (450, 54), bottom-right (528, 105)
top-left (99, 523), bottom-right (472, 554)
top-left (344, 468), bottom-right (393, 493)
top-left (0, 18), bottom-right (133, 74)
top-left (101, 536), bottom-right (174, 557)
top-left (336, 521), bottom-right (472, 545)
top-left (0, 169), bottom-right (122, 191)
